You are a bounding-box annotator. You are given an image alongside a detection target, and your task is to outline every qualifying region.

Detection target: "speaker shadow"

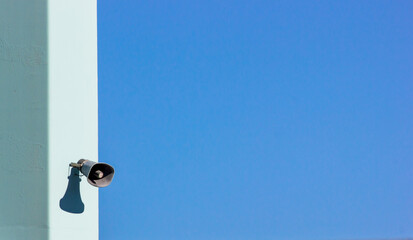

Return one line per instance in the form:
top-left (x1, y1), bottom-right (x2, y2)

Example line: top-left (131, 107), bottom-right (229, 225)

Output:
top-left (60, 167), bottom-right (85, 214)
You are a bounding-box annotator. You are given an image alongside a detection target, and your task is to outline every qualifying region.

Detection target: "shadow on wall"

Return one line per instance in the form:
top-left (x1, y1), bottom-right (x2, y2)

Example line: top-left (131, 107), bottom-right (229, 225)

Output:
top-left (60, 167), bottom-right (84, 214)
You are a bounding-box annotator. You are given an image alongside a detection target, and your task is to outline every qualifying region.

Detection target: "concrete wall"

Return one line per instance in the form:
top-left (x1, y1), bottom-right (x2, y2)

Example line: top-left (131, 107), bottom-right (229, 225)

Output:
top-left (0, 0), bottom-right (98, 239)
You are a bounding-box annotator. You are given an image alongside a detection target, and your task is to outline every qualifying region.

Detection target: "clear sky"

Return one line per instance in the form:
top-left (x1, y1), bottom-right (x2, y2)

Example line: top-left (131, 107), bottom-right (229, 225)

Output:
top-left (98, 1), bottom-right (413, 239)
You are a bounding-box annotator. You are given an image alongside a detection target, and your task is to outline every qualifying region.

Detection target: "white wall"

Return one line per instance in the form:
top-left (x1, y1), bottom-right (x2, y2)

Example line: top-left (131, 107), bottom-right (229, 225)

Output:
top-left (48, 0), bottom-right (99, 239)
top-left (0, 0), bottom-right (49, 238)
top-left (0, 0), bottom-right (98, 239)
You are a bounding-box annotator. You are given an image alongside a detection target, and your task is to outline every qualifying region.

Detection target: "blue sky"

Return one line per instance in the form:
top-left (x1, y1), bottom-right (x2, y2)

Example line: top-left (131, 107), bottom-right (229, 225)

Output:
top-left (98, 1), bottom-right (413, 239)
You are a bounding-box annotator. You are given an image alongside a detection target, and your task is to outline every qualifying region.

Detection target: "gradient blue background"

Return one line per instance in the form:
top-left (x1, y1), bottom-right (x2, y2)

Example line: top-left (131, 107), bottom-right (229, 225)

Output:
top-left (98, 1), bottom-right (413, 239)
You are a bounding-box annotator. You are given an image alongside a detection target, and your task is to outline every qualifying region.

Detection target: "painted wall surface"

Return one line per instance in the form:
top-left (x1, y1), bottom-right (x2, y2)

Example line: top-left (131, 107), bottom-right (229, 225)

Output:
top-left (0, 0), bottom-right (98, 239)
top-left (48, 0), bottom-right (98, 239)
top-left (0, 0), bottom-right (49, 238)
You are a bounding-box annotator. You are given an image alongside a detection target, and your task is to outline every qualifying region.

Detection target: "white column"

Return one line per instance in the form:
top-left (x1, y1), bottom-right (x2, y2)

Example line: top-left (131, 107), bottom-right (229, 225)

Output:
top-left (0, 0), bottom-right (98, 239)
top-left (48, 0), bottom-right (98, 239)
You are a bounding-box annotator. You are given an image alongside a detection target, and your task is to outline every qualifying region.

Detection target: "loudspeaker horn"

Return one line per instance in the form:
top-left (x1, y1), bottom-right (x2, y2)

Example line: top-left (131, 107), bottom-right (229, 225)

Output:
top-left (70, 159), bottom-right (115, 188)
